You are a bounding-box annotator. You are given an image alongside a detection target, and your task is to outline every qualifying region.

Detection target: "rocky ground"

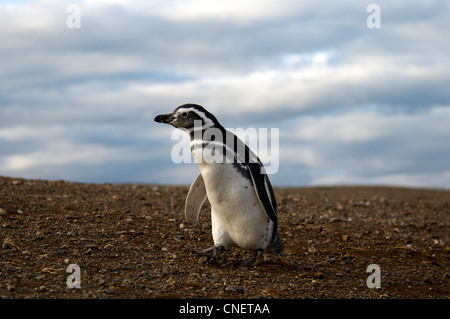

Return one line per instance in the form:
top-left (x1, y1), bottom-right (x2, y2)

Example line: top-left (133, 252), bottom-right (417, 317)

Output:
top-left (0, 176), bottom-right (448, 299)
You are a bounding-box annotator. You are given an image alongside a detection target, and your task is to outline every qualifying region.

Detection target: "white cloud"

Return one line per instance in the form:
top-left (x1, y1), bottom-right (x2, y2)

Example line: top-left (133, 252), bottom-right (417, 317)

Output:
top-left (277, 106), bottom-right (450, 187)
top-left (314, 170), bottom-right (450, 189)
top-left (151, 163), bottom-right (199, 186)
top-left (125, 51), bottom-right (450, 118)
top-left (2, 142), bottom-right (112, 172)
top-left (0, 125), bottom-right (65, 141)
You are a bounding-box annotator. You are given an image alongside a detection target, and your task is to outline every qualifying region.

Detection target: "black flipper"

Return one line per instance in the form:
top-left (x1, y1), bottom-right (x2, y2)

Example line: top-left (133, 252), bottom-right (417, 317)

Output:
top-left (246, 161), bottom-right (277, 227)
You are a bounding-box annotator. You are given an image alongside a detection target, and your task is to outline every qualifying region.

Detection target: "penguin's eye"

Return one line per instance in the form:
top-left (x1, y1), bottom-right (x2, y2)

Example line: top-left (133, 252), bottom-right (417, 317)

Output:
top-left (181, 112), bottom-right (188, 118)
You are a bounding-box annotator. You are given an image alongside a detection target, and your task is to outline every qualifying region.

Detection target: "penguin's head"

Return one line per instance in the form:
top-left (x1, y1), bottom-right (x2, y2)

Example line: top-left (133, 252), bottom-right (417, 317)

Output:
top-left (154, 104), bottom-right (221, 131)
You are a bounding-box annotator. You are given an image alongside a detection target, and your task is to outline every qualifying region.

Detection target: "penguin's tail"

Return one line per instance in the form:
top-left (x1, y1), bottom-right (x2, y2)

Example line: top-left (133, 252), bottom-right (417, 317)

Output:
top-left (268, 232), bottom-right (284, 254)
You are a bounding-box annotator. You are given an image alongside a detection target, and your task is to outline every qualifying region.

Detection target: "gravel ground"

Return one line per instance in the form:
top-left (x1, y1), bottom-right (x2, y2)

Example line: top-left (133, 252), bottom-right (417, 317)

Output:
top-left (0, 176), bottom-right (448, 299)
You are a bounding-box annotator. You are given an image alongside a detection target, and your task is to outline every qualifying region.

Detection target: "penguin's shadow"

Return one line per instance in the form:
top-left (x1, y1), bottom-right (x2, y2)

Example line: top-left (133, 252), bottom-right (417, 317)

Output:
top-left (184, 245), bottom-right (291, 270)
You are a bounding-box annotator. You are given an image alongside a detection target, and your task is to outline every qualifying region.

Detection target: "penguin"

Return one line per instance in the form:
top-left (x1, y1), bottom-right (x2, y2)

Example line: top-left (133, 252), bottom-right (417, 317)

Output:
top-left (154, 104), bottom-right (283, 266)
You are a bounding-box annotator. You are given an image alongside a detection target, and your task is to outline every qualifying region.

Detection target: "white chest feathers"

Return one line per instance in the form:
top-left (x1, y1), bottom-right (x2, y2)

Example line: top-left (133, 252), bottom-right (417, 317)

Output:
top-left (197, 163), bottom-right (274, 251)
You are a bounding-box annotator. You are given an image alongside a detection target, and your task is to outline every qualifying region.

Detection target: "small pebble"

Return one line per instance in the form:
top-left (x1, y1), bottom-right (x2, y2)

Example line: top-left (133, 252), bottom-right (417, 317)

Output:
top-left (424, 276), bottom-right (434, 285)
top-left (6, 283), bottom-right (15, 292)
top-left (84, 244), bottom-right (99, 250)
top-left (106, 287), bottom-right (117, 294)
top-left (313, 272), bottom-right (325, 279)
top-left (225, 286), bottom-right (244, 293)
top-left (198, 256), bottom-right (208, 264)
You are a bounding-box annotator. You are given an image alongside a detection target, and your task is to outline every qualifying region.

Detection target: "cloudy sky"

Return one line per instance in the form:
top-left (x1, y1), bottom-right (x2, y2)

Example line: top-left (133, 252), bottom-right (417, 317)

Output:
top-left (1, 0), bottom-right (449, 188)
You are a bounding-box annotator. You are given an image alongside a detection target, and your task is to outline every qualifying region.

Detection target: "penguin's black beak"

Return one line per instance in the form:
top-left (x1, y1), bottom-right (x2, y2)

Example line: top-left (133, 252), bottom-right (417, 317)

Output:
top-left (154, 113), bottom-right (175, 124)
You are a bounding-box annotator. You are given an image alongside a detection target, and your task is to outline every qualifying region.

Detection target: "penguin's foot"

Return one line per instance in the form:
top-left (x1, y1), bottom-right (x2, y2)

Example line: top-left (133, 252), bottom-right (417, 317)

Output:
top-left (186, 244), bottom-right (224, 259)
top-left (240, 250), bottom-right (264, 267)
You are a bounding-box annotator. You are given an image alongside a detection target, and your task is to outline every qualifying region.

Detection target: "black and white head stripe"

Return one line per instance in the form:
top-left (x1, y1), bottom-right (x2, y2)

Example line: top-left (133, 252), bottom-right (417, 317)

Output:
top-left (175, 104), bottom-right (221, 130)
